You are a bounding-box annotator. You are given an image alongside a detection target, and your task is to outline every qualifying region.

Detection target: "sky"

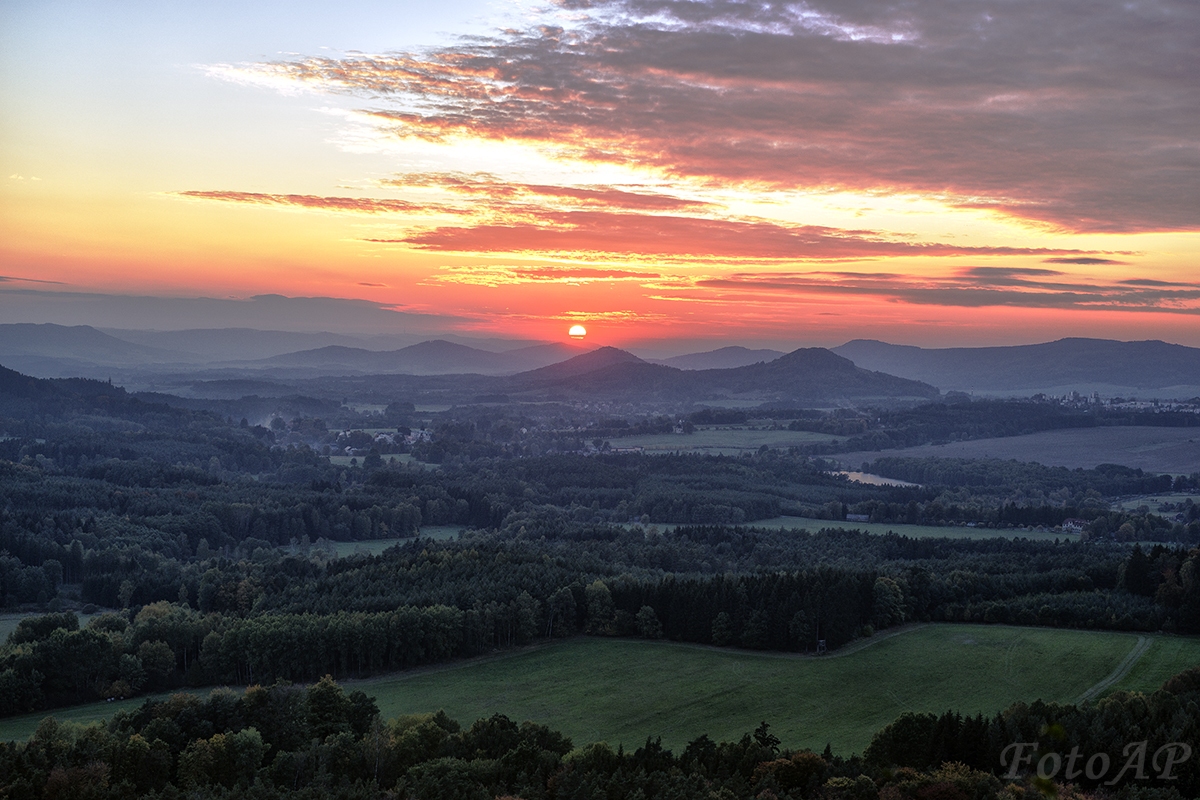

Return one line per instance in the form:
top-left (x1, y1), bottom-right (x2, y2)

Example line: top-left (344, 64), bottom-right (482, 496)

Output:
top-left (2, 0), bottom-right (1198, 351)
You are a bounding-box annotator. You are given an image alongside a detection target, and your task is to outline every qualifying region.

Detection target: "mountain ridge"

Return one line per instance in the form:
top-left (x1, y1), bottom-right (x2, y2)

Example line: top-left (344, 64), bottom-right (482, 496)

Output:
top-left (832, 337), bottom-right (1200, 393)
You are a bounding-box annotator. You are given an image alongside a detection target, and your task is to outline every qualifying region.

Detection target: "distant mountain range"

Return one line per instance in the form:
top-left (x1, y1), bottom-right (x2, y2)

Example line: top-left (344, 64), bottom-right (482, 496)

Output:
top-left (831, 338), bottom-right (1200, 394)
top-left (0, 324), bottom-right (588, 380)
top-left (653, 346), bottom-right (785, 370)
top-left (0, 323), bottom-right (192, 376)
top-left (3, 323), bottom-right (1198, 399)
top-left (499, 346), bottom-right (938, 404)
top-left (103, 328), bottom-right (554, 361)
top-left (256, 340), bottom-right (588, 375)
top-left (0, 344), bottom-right (938, 413)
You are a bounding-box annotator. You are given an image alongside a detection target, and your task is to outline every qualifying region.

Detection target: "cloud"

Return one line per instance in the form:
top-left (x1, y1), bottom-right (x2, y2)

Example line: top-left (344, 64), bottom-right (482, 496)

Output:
top-left (227, 0), bottom-right (1200, 234)
top-left (382, 173), bottom-right (716, 211)
top-left (1043, 257), bottom-right (1130, 265)
top-left (693, 269), bottom-right (1200, 314)
top-left (427, 265), bottom-right (661, 286)
top-left (0, 290), bottom-right (470, 334)
top-left (0, 275), bottom-right (66, 285)
top-left (174, 190), bottom-right (462, 215)
top-left (1118, 279), bottom-right (1191, 287)
top-left (386, 208), bottom-right (1098, 261)
top-left (963, 267), bottom-right (1065, 279)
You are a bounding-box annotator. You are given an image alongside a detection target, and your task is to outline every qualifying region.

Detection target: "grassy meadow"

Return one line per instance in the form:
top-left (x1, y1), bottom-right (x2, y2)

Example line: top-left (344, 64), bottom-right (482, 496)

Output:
top-left (355, 625), bottom-right (1151, 754)
top-left (610, 426), bottom-right (841, 455)
top-left (4, 625), bottom-right (1194, 751)
top-left (831, 426), bottom-right (1200, 474)
top-left (325, 526), bottom-right (463, 557)
top-left (0, 612), bottom-right (101, 645)
top-left (691, 516), bottom-right (1070, 542)
top-left (1104, 635), bottom-right (1200, 695)
top-left (0, 688), bottom-right (211, 744)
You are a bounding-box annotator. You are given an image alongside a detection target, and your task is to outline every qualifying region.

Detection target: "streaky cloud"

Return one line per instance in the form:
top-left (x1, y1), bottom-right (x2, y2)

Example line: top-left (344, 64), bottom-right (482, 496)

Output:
top-left (1043, 257), bottom-right (1130, 265)
top-left (392, 209), bottom-right (1096, 260)
top-left (230, 0), bottom-right (1200, 234)
top-left (695, 270), bottom-right (1200, 314)
top-left (174, 190), bottom-right (463, 215)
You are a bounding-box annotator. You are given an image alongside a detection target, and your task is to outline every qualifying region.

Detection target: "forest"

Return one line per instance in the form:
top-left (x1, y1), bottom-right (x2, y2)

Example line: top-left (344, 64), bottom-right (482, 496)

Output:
top-left (2, 363), bottom-right (1199, 798)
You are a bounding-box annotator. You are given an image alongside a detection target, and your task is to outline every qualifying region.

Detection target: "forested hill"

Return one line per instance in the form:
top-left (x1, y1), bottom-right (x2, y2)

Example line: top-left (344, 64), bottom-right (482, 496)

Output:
top-left (833, 337), bottom-right (1200, 393)
top-left (503, 346), bottom-right (940, 404)
top-left (0, 363), bottom-right (196, 424)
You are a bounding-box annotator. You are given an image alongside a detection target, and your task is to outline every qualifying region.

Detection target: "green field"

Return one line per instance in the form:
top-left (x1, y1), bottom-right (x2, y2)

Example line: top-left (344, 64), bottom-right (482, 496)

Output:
top-left (832, 426), bottom-right (1200, 475)
top-left (1111, 493), bottom-right (1197, 513)
top-left (328, 453), bottom-right (423, 468)
top-left (0, 612), bottom-right (101, 645)
top-left (326, 526), bottom-right (463, 557)
top-left (4, 625), bottom-right (1194, 752)
top-left (353, 626), bottom-right (1159, 754)
top-left (710, 516), bottom-right (1070, 542)
top-left (611, 427), bottom-right (841, 455)
top-left (0, 689), bottom-right (210, 743)
top-left (0, 614), bottom-right (26, 644)
top-left (1104, 635), bottom-right (1200, 695)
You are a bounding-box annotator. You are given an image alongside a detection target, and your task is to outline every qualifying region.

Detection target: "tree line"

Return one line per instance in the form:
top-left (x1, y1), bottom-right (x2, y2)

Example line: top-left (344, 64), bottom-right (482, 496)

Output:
top-left (6, 524), bottom-right (1198, 718)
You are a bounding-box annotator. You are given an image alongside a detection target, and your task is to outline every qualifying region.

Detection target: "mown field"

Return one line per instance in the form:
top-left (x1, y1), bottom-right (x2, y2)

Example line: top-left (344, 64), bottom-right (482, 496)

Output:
top-left (355, 625), bottom-right (1161, 754)
top-left (1111, 493), bottom-right (1196, 512)
top-left (1104, 635), bottom-right (1200, 695)
top-left (832, 426), bottom-right (1200, 474)
top-left (4, 625), bottom-right (1193, 751)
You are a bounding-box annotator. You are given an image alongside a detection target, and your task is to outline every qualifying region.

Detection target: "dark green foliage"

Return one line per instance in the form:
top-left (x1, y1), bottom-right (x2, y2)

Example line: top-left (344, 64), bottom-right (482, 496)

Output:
top-left (864, 688), bottom-right (1200, 796)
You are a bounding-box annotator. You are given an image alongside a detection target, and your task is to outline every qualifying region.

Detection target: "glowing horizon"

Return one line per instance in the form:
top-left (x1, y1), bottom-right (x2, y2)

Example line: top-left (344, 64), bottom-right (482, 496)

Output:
top-left (2, 0), bottom-right (1198, 350)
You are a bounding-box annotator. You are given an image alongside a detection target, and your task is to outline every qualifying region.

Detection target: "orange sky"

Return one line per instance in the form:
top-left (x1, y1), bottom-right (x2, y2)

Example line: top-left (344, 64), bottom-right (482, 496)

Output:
top-left (2, 0), bottom-right (1198, 350)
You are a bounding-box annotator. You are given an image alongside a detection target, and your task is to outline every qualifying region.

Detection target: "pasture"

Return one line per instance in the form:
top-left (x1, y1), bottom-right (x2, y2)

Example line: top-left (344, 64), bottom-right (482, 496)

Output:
top-left (708, 516), bottom-right (1070, 542)
top-left (1111, 493), bottom-right (1197, 513)
top-left (2, 625), bottom-right (1194, 751)
top-left (327, 453), bottom-right (422, 468)
top-left (325, 526), bottom-right (463, 557)
top-left (611, 426), bottom-right (841, 455)
top-left (0, 689), bottom-right (209, 743)
top-left (0, 612), bottom-right (100, 645)
top-left (832, 426), bottom-right (1200, 475)
top-left (355, 625), bottom-right (1151, 754)
top-left (1104, 635), bottom-right (1200, 695)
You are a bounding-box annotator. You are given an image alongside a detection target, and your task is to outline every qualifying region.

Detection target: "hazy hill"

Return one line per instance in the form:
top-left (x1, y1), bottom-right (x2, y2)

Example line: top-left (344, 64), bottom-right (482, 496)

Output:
top-left (105, 327), bottom-right (373, 361)
top-left (0, 323), bottom-right (189, 376)
top-left (500, 342), bottom-right (592, 369)
top-left (0, 362), bottom-right (183, 423)
top-left (833, 338), bottom-right (1200, 395)
top-left (696, 348), bottom-right (939, 400)
top-left (107, 328), bottom-right (561, 361)
top-left (513, 346), bottom-right (644, 383)
top-left (259, 339), bottom-right (585, 375)
top-left (184, 379), bottom-right (300, 399)
top-left (656, 346), bottom-right (785, 370)
top-left (508, 346), bottom-right (938, 403)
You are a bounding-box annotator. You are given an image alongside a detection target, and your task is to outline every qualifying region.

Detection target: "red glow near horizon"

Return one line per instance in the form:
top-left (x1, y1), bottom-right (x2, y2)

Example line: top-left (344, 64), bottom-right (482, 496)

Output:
top-left (3, 0), bottom-right (1197, 348)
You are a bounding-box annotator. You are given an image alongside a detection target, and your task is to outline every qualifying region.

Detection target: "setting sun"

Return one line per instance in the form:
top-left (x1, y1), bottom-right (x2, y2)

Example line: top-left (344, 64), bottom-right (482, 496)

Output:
top-left (568, 325), bottom-right (587, 338)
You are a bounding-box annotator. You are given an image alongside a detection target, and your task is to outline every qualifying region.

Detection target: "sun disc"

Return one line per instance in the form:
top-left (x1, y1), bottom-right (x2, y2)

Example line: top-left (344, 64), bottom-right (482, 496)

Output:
top-left (568, 325), bottom-right (587, 337)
